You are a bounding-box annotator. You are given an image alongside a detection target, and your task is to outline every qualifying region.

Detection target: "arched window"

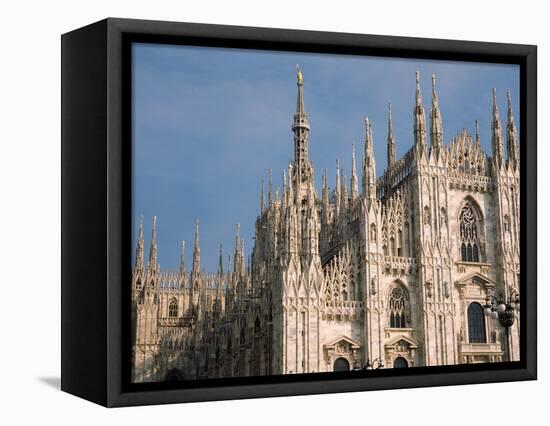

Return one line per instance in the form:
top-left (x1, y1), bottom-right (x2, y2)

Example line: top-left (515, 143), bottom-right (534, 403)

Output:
top-left (333, 357), bottom-right (350, 372)
top-left (240, 328), bottom-right (246, 345)
top-left (459, 203), bottom-right (481, 262)
top-left (168, 298), bottom-right (178, 318)
top-left (393, 357), bottom-right (408, 368)
top-left (467, 302), bottom-right (486, 343)
top-left (388, 286), bottom-right (409, 328)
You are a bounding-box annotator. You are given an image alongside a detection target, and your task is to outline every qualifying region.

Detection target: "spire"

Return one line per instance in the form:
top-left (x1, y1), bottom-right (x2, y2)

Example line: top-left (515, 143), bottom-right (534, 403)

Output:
top-left (287, 163), bottom-right (294, 204)
top-left (135, 215), bottom-right (144, 269)
top-left (506, 90), bottom-right (519, 168)
top-left (322, 168), bottom-right (330, 223)
top-left (491, 88), bottom-right (504, 167)
top-left (413, 70), bottom-right (427, 154)
top-left (430, 73), bottom-right (443, 154)
top-left (240, 239), bottom-right (245, 276)
top-left (192, 218), bottom-right (200, 274)
top-left (282, 170), bottom-right (287, 206)
top-left (362, 116), bottom-right (377, 201)
top-left (335, 158), bottom-right (341, 216)
top-left (341, 174), bottom-right (349, 210)
top-left (387, 103), bottom-right (396, 168)
top-left (475, 119), bottom-right (481, 145)
top-left (234, 223), bottom-right (241, 273)
top-left (260, 177), bottom-right (265, 214)
top-left (218, 244), bottom-right (223, 276)
top-left (179, 240), bottom-right (185, 275)
top-left (292, 65), bottom-right (312, 187)
top-left (147, 216), bottom-right (158, 271)
top-left (351, 143), bottom-right (359, 200)
top-left (268, 169), bottom-right (273, 206)
top-left (295, 65), bottom-right (305, 114)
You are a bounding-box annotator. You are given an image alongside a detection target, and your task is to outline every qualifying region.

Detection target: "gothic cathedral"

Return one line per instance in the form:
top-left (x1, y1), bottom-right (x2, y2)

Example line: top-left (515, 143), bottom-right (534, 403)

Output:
top-left (131, 69), bottom-right (520, 382)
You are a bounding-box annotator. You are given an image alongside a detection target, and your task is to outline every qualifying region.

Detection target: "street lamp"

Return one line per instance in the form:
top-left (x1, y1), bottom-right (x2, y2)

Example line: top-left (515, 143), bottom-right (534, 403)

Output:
top-left (483, 290), bottom-right (520, 328)
top-left (483, 290), bottom-right (520, 362)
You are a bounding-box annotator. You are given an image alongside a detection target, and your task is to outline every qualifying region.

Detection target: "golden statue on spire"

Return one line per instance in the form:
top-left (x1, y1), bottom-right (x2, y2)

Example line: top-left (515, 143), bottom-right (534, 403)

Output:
top-left (296, 64), bottom-right (303, 85)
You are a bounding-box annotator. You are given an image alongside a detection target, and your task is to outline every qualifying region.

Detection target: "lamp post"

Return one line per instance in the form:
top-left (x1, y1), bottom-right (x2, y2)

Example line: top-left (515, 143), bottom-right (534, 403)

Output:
top-left (483, 290), bottom-right (520, 361)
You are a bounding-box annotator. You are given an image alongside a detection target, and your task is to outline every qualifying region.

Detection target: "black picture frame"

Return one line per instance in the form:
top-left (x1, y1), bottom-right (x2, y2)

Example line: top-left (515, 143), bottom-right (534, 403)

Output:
top-left (61, 17), bottom-right (537, 407)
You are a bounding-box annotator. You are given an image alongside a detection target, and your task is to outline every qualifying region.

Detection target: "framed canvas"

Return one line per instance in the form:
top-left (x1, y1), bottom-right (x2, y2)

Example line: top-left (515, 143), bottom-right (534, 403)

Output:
top-left (61, 18), bottom-right (537, 407)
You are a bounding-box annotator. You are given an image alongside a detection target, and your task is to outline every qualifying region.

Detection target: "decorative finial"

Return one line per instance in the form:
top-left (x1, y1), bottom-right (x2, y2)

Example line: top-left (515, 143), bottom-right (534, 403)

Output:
top-left (492, 88), bottom-right (500, 118)
top-left (296, 64), bottom-right (303, 85)
top-left (432, 73), bottom-right (436, 91)
top-left (507, 90), bottom-right (513, 118)
top-left (138, 214), bottom-right (144, 238)
top-left (416, 70), bottom-right (420, 87)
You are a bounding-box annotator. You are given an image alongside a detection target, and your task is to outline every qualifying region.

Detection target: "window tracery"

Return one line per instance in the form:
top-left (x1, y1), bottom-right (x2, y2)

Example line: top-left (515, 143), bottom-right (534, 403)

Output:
top-left (459, 203), bottom-right (481, 262)
top-left (388, 285), bottom-right (409, 328)
top-left (168, 298), bottom-right (178, 318)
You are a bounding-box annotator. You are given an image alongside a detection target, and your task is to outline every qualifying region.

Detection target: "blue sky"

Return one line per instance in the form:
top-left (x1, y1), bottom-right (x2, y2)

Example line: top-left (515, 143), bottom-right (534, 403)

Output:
top-left (132, 43), bottom-right (519, 272)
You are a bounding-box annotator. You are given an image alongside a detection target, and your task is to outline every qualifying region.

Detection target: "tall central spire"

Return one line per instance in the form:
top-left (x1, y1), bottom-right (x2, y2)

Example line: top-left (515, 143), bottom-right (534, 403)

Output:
top-left (292, 65), bottom-right (312, 189)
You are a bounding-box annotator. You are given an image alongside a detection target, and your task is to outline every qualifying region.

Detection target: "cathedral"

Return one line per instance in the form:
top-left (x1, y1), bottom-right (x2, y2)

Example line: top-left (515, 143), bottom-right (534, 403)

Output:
top-left (131, 68), bottom-right (520, 383)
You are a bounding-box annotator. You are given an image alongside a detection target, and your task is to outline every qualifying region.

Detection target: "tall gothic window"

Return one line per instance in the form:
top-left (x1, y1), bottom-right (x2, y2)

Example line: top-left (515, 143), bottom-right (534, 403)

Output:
top-left (467, 302), bottom-right (486, 343)
top-left (168, 298), bottom-right (178, 318)
top-left (459, 203), bottom-right (481, 262)
top-left (388, 286), bottom-right (409, 328)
